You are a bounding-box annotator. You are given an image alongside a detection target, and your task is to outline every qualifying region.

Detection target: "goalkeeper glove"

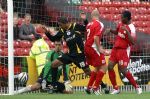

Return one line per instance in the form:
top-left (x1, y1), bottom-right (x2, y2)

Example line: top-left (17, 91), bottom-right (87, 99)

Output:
top-left (64, 80), bottom-right (72, 91)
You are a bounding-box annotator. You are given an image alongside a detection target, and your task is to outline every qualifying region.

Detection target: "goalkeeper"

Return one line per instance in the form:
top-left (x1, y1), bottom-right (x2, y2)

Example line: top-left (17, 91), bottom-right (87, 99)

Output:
top-left (15, 40), bottom-right (73, 94)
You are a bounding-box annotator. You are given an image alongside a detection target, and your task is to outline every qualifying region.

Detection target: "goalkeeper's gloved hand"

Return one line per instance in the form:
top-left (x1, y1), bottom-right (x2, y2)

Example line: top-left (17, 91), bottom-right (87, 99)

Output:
top-left (64, 80), bottom-right (72, 91)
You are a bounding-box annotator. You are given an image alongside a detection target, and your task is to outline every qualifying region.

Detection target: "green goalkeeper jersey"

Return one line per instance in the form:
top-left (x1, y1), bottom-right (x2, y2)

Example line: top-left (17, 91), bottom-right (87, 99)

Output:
top-left (42, 50), bottom-right (70, 82)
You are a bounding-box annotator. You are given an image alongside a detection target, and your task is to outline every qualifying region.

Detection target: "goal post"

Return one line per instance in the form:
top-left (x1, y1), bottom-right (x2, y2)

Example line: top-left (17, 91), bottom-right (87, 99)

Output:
top-left (7, 0), bottom-right (14, 95)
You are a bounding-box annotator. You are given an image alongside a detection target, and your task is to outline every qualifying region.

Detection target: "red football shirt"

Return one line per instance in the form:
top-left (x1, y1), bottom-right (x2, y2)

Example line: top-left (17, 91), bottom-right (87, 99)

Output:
top-left (85, 19), bottom-right (104, 47)
top-left (114, 23), bottom-right (136, 49)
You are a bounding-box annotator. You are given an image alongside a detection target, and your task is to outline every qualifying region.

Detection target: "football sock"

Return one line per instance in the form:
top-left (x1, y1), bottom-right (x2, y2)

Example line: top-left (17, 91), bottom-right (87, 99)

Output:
top-left (125, 71), bottom-right (139, 88)
top-left (93, 70), bottom-right (105, 90)
top-left (16, 85), bottom-right (32, 94)
top-left (87, 71), bottom-right (97, 89)
top-left (108, 69), bottom-right (118, 90)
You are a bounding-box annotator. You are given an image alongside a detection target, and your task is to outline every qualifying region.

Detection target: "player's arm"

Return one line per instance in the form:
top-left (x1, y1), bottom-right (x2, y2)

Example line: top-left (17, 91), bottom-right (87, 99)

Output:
top-left (42, 26), bottom-right (62, 42)
top-left (121, 26), bottom-right (135, 45)
top-left (74, 12), bottom-right (88, 32)
top-left (45, 31), bottom-right (62, 42)
top-left (94, 24), bottom-right (110, 55)
top-left (104, 24), bottom-right (120, 35)
top-left (104, 28), bottom-right (118, 35)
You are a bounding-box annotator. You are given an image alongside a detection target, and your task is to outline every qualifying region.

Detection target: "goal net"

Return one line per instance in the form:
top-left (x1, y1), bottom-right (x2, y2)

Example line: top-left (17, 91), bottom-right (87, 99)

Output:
top-left (0, 0), bottom-right (150, 95)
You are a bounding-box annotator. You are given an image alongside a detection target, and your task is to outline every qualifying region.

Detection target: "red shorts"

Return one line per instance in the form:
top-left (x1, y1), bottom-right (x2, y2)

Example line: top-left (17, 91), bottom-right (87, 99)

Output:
top-left (84, 46), bottom-right (106, 67)
top-left (109, 48), bottom-right (130, 67)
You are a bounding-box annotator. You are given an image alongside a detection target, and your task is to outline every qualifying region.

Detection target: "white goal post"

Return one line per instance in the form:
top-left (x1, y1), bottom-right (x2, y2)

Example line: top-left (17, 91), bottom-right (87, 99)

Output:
top-left (7, 0), bottom-right (14, 95)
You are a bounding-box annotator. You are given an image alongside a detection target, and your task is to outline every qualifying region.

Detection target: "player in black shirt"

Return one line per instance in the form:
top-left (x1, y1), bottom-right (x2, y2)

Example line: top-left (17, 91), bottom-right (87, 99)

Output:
top-left (44, 16), bottom-right (91, 75)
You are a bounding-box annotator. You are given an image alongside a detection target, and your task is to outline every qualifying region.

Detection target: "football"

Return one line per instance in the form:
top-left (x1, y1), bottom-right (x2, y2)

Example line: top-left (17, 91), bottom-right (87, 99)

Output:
top-left (17, 72), bottom-right (28, 84)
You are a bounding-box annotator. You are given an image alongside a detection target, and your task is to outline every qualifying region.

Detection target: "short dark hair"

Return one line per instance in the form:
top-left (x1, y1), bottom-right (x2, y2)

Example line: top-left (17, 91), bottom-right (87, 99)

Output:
top-left (122, 10), bottom-right (131, 21)
top-left (57, 16), bottom-right (68, 24)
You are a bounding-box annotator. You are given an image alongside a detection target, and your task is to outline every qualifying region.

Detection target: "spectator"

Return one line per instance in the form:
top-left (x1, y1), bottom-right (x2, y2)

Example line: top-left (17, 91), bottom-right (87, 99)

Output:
top-left (19, 13), bottom-right (36, 41)
top-left (13, 13), bottom-right (20, 40)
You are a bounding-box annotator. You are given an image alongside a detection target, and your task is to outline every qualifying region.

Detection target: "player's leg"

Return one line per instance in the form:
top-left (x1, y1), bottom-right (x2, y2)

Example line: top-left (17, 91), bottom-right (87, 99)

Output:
top-left (14, 68), bottom-right (45, 94)
top-left (107, 48), bottom-right (119, 94)
top-left (92, 56), bottom-right (107, 95)
top-left (52, 53), bottom-right (72, 68)
top-left (85, 47), bottom-right (107, 95)
top-left (108, 60), bottom-right (119, 94)
top-left (119, 66), bottom-right (142, 94)
top-left (118, 49), bottom-right (142, 94)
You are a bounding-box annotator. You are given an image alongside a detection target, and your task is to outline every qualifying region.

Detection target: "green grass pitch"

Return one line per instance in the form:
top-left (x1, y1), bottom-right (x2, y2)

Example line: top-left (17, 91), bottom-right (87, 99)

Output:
top-left (0, 92), bottom-right (149, 99)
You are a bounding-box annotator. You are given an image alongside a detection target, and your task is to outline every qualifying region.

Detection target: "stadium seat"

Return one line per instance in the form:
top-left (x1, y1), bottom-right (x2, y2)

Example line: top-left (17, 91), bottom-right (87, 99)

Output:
top-left (138, 7), bottom-right (147, 14)
top-left (147, 15), bottom-right (150, 21)
top-left (0, 48), bottom-right (8, 56)
top-left (0, 19), bottom-right (8, 26)
top-left (0, 25), bottom-right (8, 33)
top-left (82, 1), bottom-right (91, 6)
top-left (102, 2), bottom-right (112, 7)
top-left (131, 2), bottom-right (140, 7)
top-left (0, 40), bottom-right (8, 48)
top-left (121, 1), bottom-right (130, 7)
top-left (0, 12), bottom-right (7, 19)
top-left (128, 7), bottom-right (138, 14)
top-left (118, 7), bottom-right (128, 13)
top-left (143, 28), bottom-right (150, 34)
top-left (108, 7), bottom-right (119, 14)
top-left (147, 8), bottom-right (150, 14)
top-left (132, 15), bottom-right (139, 21)
top-left (21, 48), bottom-right (30, 56)
top-left (0, 33), bottom-right (7, 40)
top-left (14, 41), bottom-right (20, 48)
top-left (14, 48), bottom-right (21, 56)
top-left (19, 40), bottom-right (32, 48)
top-left (98, 7), bottom-right (109, 14)
top-left (111, 1), bottom-right (121, 7)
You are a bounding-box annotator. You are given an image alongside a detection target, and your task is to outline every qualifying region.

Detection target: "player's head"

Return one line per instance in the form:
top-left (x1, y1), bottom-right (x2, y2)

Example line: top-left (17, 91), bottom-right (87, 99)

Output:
top-left (57, 16), bottom-right (69, 30)
top-left (13, 13), bottom-right (18, 26)
top-left (121, 10), bottom-right (131, 24)
top-left (54, 40), bottom-right (63, 52)
top-left (91, 9), bottom-right (100, 20)
top-left (24, 13), bottom-right (31, 25)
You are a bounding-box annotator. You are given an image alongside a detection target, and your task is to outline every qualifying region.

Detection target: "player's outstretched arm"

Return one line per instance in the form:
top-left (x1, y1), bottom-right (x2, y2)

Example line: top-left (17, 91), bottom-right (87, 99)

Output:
top-left (73, 12), bottom-right (88, 32)
top-left (42, 26), bottom-right (62, 42)
top-left (104, 28), bottom-right (118, 35)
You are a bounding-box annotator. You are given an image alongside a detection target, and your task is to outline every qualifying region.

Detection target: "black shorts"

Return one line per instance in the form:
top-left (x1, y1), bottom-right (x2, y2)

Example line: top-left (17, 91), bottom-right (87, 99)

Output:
top-left (57, 53), bottom-right (88, 69)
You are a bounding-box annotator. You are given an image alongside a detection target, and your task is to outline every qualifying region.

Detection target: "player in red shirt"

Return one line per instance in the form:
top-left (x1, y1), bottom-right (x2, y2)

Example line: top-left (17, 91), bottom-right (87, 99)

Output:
top-left (84, 9), bottom-right (110, 95)
top-left (105, 10), bottom-right (142, 94)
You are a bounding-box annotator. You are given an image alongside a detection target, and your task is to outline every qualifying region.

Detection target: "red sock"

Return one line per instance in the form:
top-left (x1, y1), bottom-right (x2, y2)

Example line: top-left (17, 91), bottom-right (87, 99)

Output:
top-left (125, 71), bottom-right (139, 88)
top-left (87, 71), bottom-right (97, 89)
top-left (108, 69), bottom-right (118, 90)
top-left (93, 70), bottom-right (105, 90)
